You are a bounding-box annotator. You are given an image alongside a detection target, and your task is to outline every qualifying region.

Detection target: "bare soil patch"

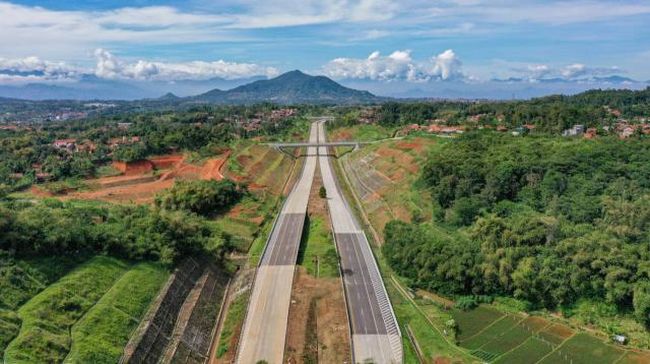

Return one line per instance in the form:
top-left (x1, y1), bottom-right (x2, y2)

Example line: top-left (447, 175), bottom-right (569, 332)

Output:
top-left (63, 152), bottom-right (229, 204)
top-left (545, 323), bottom-right (574, 339)
top-left (307, 164), bottom-right (329, 223)
top-left (284, 268), bottom-right (351, 364)
top-left (395, 138), bottom-right (426, 153)
top-left (619, 351), bottom-right (650, 364)
top-left (417, 289), bottom-right (454, 309)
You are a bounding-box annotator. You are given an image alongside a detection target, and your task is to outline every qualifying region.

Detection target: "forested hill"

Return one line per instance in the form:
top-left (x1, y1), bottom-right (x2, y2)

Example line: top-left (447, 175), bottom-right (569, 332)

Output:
top-left (192, 70), bottom-right (381, 104)
top-left (535, 87), bottom-right (650, 108)
top-left (373, 87), bottom-right (650, 133)
top-left (383, 132), bottom-right (650, 327)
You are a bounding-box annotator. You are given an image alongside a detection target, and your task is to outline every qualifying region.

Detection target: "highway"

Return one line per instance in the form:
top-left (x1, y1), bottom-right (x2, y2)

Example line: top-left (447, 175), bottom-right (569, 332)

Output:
top-left (236, 122), bottom-right (319, 364)
top-left (317, 121), bottom-right (403, 364)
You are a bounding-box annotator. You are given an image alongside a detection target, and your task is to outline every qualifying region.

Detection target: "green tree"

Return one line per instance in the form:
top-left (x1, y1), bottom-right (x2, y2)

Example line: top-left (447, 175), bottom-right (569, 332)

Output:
top-left (633, 281), bottom-right (650, 327)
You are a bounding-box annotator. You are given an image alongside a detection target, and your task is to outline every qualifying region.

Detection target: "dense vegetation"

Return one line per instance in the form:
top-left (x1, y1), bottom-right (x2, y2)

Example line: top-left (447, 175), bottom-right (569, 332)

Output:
top-left (383, 132), bottom-right (650, 326)
top-left (155, 179), bottom-right (245, 216)
top-left (375, 87), bottom-right (650, 132)
top-left (0, 199), bottom-right (230, 265)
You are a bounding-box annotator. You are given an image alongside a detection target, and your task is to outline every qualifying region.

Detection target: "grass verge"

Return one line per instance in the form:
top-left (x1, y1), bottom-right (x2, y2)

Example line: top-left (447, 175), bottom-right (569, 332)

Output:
top-left (216, 291), bottom-right (249, 359)
top-left (4, 256), bottom-right (128, 363)
top-left (297, 216), bottom-right (338, 278)
top-left (64, 262), bottom-right (168, 363)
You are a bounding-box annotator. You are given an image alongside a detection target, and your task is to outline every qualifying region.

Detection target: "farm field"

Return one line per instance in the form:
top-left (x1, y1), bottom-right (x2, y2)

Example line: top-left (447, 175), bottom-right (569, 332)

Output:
top-left (453, 305), bottom-right (505, 342)
top-left (461, 314), bottom-right (521, 350)
top-left (453, 306), bottom-right (647, 364)
top-left (493, 337), bottom-right (553, 364)
top-left (538, 333), bottom-right (625, 364)
top-left (2, 256), bottom-right (169, 363)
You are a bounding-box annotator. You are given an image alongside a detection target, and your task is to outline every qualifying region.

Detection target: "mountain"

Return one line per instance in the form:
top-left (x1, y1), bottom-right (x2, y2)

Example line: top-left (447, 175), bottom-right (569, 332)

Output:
top-left (0, 75), bottom-right (266, 101)
top-left (591, 75), bottom-right (637, 83)
top-left (192, 70), bottom-right (381, 104)
top-left (157, 92), bottom-right (180, 101)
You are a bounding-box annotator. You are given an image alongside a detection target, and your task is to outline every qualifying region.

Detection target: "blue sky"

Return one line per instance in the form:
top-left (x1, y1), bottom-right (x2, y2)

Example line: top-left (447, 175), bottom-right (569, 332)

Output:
top-left (0, 0), bottom-right (649, 97)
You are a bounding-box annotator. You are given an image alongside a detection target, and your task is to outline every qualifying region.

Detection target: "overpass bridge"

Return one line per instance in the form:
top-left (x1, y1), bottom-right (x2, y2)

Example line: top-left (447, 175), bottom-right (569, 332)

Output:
top-left (269, 141), bottom-right (370, 157)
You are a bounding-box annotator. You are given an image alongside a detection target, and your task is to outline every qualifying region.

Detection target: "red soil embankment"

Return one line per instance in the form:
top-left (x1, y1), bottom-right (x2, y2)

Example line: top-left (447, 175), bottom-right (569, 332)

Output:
top-left (201, 151), bottom-right (230, 180)
top-left (150, 155), bottom-right (184, 169)
top-left (113, 160), bottom-right (154, 176)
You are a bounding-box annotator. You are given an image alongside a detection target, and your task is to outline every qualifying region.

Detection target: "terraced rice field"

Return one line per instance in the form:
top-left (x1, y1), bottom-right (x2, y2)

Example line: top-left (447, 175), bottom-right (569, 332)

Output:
top-left (617, 351), bottom-right (650, 364)
top-left (538, 323), bottom-right (574, 345)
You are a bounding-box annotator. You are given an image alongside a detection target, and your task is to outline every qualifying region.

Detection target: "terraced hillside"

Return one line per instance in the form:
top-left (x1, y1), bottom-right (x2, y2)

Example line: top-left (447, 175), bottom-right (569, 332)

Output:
top-left (339, 135), bottom-right (442, 232)
top-left (2, 256), bottom-right (168, 363)
top-left (0, 256), bottom-right (82, 359)
top-left (217, 141), bottom-right (296, 253)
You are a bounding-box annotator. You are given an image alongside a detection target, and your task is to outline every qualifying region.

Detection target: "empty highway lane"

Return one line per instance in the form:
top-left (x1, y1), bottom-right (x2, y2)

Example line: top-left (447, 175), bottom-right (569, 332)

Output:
top-left (236, 122), bottom-right (319, 364)
top-left (317, 121), bottom-right (402, 364)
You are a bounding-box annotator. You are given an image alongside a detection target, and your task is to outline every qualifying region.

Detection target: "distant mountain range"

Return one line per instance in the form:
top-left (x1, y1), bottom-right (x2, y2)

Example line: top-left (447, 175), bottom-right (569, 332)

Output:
top-left (0, 69), bottom-right (647, 103)
top-left (0, 70), bottom-right (381, 104)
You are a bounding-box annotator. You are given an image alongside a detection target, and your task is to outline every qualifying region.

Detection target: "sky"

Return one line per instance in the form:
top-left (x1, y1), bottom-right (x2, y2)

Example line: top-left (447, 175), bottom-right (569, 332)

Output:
top-left (0, 0), bottom-right (649, 98)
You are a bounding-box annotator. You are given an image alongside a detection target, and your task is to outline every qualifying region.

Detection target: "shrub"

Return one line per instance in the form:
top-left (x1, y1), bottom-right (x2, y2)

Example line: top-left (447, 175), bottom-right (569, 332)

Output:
top-left (455, 296), bottom-right (479, 311)
top-left (155, 179), bottom-right (244, 217)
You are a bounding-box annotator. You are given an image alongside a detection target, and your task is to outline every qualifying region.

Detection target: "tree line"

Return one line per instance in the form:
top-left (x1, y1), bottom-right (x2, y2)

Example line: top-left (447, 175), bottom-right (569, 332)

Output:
top-left (375, 87), bottom-right (650, 133)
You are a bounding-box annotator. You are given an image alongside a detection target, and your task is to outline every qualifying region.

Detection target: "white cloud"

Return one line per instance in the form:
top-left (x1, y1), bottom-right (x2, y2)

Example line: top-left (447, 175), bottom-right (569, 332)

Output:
top-left (430, 49), bottom-right (462, 80)
top-left (421, 1), bottom-right (650, 25)
top-left (93, 49), bottom-right (280, 81)
top-left (323, 49), bottom-right (464, 82)
top-left (350, 29), bottom-right (391, 41)
top-left (507, 62), bottom-right (623, 81)
top-left (0, 2), bottom-right (240, 59)
top-left (0, 56), bottom-right (85, 83)
top-left (230, 0), bottom-right (397, 28)
top-left (0, 50), bottom-right (279, 84)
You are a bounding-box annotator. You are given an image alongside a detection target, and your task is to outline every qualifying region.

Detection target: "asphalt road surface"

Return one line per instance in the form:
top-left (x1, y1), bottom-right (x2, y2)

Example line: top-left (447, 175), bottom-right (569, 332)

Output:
top-left (317, 121), bottom-right (403, 364)
top-left (236, 122), bottom-right (319, 364)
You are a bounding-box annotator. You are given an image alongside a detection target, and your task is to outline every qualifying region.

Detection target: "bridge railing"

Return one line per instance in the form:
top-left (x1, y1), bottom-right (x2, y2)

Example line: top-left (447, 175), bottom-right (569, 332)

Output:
top-left (268, 141), bottom-right (370, 148)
